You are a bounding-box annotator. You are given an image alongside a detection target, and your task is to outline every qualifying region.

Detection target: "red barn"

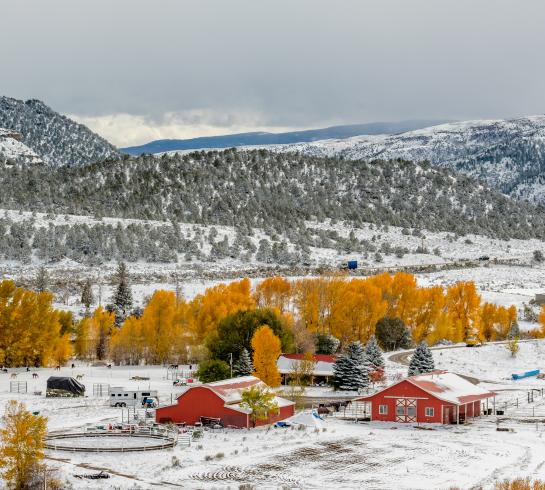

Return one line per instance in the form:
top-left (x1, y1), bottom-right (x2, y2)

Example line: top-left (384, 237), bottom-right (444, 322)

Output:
top-left (356, 371), bottom-right (495, 424)
top-left (155, 376), bottom-right (295, 428)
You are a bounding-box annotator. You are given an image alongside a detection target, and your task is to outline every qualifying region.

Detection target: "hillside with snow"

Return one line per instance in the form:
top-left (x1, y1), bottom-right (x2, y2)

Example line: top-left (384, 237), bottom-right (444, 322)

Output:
top-left (266, 116), bottom-right (545, 205)
top-left (0, 128), bottom-right (42, 164)
top-left (0, 96), bottom-right (120, 166)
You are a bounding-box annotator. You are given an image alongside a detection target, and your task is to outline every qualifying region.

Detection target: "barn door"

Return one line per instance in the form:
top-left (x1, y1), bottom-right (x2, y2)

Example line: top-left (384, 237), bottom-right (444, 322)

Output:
top-left (395, 398), bottom-right (417, 422)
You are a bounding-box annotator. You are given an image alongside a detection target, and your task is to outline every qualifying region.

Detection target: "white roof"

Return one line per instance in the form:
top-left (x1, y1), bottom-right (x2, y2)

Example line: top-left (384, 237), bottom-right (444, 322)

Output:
top-left (277, 355), bottom-right (334, 376)
top-left (361, 371), bottom-right (495, 406)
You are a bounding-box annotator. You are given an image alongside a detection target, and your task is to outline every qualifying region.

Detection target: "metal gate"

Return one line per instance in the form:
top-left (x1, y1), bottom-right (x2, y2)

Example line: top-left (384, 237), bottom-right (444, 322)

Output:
top-left (93, 383), bottom-right (110, 397)
top-left (395, 398), bottom-right (417, 422)
top-left (10, 381), bottom-right (27, 394)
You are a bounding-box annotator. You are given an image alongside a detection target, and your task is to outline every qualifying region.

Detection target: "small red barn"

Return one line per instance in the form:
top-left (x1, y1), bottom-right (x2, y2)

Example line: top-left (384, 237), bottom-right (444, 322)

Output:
top-left (155, 376), bottom-right (295, 428)
top-left (356, 371), bottom-right (495, 424)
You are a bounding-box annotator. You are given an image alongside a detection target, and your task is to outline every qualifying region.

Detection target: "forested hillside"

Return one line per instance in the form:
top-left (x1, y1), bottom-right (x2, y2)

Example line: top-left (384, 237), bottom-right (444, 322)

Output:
top-left (273, 116), bottom-right (545, 205)
top-left (1, 149), bottom-right (545, 242)
top-left (0, 96), bottom-right (120, 166)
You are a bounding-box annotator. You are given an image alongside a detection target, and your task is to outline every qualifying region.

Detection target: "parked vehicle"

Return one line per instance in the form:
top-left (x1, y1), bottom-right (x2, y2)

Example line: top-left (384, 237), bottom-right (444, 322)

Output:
top-left (109, 387), bottom-right (159, 407)
top-left (465, 336), bottom-right (482, 347)
top-left (340, 260), bottom-right (358, 270)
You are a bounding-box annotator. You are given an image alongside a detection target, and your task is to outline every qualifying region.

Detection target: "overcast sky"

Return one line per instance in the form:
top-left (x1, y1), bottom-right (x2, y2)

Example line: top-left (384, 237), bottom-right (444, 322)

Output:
top-left (1, 0), bottom-right (544, 147)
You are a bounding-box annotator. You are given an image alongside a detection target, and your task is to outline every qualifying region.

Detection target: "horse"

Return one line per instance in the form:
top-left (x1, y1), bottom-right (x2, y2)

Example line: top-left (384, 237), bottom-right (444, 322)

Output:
top-left (107, 364), bottom-right (112, 369)
top-left (76, 374), bottom-right (84, 380)
top-left (32, 373), bottom-right (39, 379)
top-left (10, 373), bottom-right (17, 379)
top-left (55, 365), bottom-right (61, 371)
top-left (168, 364), bottom-right (179, 370)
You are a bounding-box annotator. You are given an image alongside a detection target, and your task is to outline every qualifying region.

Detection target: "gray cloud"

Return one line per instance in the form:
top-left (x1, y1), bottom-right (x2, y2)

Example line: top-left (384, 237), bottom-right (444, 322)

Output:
top-left (1, 0), bottom-right (544, 146)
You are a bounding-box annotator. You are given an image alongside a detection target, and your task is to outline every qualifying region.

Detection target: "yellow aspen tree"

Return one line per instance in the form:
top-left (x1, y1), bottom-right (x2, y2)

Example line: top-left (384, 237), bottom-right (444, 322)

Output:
top-left (254, 276), bottom-right (292, 313)
top-left (189, 278), bottom-right (255, 343)
top-left (251, 325), bottom-right (281, 387)
top-left (0, 400), bottom-right (47, 489)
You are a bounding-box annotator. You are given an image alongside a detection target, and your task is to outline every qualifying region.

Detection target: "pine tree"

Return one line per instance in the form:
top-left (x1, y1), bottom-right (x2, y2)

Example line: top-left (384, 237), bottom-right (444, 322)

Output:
top-left (35, 266), bottom-right (49, 293)
top-left (81, 278), bottom-right (94, 310)
top-left (408, 341), bottom-right (435, 376)
top-left (234, 348), bottom-right (253, 376)
top-left (332, 341), bottom-right (369, 391)
top-left (111, 262), bottom-right (133, 326)
top-left (364, 335), bottom-right (385, 371)
top-left (507, 320), bottom-right (520, 340)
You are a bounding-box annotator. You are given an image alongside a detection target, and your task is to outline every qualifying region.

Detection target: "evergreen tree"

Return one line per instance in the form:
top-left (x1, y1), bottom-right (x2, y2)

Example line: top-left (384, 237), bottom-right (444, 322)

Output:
top-left (35, 266), bottom-right (49, 293)
top-left (234, 348), bottom-right (253, 376)
top-left (375, 317), bottom-right (412, 351)
top-left (408, 341), bottom-right (435, 376)
top-left (315, 333), bottom-right (340, 354)
top-left (364, 335), bottom-right (385, 371)
top-left (507, 320), bottom-right (520, 340)
top-left (332, 341), bottom-right (369, 391)
top-left (110, 262), bottom-right (133, 326)
top-left (81, 278), bottom-right (94, 310)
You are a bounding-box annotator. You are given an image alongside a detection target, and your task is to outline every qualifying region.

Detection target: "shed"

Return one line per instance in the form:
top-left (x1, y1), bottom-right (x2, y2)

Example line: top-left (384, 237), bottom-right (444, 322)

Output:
top-left (356, 371), bottom-right (495, 424)
top-left (155, 375), bottom-right (294, 428)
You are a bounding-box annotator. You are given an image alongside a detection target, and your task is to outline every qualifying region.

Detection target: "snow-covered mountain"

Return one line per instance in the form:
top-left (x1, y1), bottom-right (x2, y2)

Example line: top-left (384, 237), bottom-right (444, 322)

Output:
top-left (0, 97), bottom-right (120, 166)
top-left (271, 116), bottom-right (545, 204)
top-left (0, 128), bottom-right (42, 165)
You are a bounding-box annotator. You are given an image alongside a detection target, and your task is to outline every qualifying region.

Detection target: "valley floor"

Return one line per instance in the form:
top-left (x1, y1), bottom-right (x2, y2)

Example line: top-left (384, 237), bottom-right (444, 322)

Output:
top-left (2, 341), bottom-right (545, 489)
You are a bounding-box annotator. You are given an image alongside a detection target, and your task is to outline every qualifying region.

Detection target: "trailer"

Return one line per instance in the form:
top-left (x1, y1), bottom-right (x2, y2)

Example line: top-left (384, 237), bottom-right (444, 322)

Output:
top-left (109, 387), bottom-right (158, 407)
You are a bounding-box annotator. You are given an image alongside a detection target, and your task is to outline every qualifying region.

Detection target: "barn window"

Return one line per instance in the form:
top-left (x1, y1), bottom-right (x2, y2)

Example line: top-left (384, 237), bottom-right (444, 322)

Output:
top-left (407, 406), bottom-right (416, 417)
top-left (396, 406), bottom-right (404, 416)
top-left (425, 407), bottom-right (434, 417)
top-left (379, 405), bottom-right (388, 415)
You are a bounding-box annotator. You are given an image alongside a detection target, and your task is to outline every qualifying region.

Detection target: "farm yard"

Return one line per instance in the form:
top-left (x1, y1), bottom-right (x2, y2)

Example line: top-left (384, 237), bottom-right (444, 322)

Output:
top-left (3, 342), bottom-right (545, 489)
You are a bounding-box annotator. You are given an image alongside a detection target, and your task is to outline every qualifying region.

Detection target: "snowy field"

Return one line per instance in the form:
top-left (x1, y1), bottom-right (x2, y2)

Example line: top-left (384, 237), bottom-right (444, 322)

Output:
top-left (3, 345), bottom-right (545, 488)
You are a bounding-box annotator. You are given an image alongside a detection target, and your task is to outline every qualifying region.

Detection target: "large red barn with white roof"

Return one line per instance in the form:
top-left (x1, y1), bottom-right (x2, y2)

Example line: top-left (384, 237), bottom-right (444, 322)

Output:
top-left (356, 371), bottom-right (496, 424)
top-left (155, 376), bottom-right (294, 428)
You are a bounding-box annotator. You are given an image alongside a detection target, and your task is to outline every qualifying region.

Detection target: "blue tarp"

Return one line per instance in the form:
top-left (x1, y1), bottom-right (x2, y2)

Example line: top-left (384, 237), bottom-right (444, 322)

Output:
top-left (511, 369), bottom-right (540, 380)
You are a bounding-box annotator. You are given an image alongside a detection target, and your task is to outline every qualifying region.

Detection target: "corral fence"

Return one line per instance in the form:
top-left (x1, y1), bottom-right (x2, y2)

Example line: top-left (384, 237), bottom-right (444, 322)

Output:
top-left (45, 425), bottom-right (179, 453)
top-left (92, 383), bottom-right (110, 398)
top-left (494, 388), bottom-right (545, 418)
top-left (10, 381), bottom-right (27, 393)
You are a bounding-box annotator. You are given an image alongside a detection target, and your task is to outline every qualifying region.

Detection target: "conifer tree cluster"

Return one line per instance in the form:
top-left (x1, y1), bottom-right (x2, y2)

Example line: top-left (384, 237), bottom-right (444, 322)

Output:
top-left (407, 341), bottom-right (435, 376)
top-left (333, 341), bottom-right (370, 391)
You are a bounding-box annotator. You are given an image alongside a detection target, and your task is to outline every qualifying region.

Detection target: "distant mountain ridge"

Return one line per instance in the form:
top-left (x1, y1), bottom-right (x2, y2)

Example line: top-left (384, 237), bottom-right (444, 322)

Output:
top-left (120, 120), bottom-right (448, 155)
top-left (0, 96), bottom-right (120, 166)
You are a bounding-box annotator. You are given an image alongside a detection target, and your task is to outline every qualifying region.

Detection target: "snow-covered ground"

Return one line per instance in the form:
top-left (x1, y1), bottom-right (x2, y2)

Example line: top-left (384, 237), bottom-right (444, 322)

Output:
top-left (2, 207), bottom-right (545, 323)
top-left (3, 344), bottom-right (545, 488)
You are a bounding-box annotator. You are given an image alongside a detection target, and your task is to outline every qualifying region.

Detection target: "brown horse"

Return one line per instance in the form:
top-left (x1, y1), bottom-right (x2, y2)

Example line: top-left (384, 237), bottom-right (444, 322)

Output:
top-left (32, 373), bottom-right (39, 379)
top-left (10, 373), bottom-right (17, 379)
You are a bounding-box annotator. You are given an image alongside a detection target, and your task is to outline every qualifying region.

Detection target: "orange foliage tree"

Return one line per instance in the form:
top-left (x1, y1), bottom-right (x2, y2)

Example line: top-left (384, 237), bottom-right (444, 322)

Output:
top-left (251, 325), bottom-right (281, 387)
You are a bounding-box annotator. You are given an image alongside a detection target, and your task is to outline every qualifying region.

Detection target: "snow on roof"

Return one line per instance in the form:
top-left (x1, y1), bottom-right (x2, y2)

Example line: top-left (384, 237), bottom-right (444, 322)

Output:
top-left (408, 371), bottom-right (495, 405)
top-left (277, 354), bottom-right (335, 376)
top-left (205, 375), bottom-right (265, 403)
top-left (358, 371), bottom-right (495, 406)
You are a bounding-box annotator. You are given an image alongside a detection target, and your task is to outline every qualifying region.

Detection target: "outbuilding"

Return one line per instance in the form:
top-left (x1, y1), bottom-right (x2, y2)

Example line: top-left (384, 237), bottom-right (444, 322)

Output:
top-left (356, 371), bottom-right (495, 424)
top-left (277, 353), bottom-right (335, 385)
top-left (155, 376), bottom-right (294, 428)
